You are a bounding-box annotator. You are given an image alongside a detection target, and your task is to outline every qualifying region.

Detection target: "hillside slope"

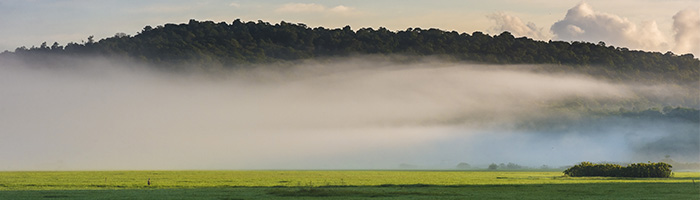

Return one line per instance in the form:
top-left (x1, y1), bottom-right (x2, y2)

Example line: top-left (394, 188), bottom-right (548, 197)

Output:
top-left (1, 19), bottom-right (698, 83)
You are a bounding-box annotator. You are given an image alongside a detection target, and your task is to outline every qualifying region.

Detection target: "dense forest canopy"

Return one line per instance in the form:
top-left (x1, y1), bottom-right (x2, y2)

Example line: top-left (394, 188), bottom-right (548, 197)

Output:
top-left (1, 19), bottom-right (698, 83)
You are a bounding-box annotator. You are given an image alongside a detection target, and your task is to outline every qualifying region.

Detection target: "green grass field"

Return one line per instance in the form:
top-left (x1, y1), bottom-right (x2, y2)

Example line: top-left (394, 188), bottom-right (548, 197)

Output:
top-left (1, 170), bottom-right (698, 199)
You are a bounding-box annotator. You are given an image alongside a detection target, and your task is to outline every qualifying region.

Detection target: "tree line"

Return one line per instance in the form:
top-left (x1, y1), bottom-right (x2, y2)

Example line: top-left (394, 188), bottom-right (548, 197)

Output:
top-left (564, 162), bottom-right (672, 178)
top-left (1, 19), bottom-right (698, 82)
top-left (488, 162), bottom-right (524, 170)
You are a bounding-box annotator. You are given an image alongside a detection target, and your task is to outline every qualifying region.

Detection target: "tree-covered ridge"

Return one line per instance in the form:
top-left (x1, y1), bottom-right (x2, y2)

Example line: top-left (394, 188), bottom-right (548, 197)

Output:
top-left (2, 19), bottom-right (698, 81)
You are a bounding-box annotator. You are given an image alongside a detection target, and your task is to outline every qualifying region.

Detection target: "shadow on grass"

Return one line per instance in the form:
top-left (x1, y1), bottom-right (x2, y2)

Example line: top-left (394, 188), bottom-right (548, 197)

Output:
top-left (266, 182), bottom-right (700, 199)
top-left (268, 187), bottom-right (434, 197)
top-left (0, 182), bottom-right (697, 200)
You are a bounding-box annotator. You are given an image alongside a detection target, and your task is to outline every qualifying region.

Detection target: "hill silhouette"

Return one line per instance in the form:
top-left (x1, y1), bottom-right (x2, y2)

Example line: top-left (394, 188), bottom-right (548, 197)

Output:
top-left (1, 19), bottom-right (698, 83)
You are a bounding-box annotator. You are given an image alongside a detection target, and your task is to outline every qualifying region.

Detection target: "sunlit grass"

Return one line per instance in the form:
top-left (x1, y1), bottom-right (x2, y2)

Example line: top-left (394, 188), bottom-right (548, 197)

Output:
top-left (1, 170), bottom-right (698, 190)
top-left (0, 171), bottom-right (698, 199)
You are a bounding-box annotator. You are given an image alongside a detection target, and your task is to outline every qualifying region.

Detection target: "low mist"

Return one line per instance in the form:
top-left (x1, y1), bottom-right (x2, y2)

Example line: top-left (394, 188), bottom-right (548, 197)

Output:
top-left (0, 57), bottom-right (697, 170)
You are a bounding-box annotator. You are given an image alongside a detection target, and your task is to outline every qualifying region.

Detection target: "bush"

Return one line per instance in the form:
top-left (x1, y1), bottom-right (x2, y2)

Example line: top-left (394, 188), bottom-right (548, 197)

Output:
top-left (563, 162), bottom-right (672, 178)
top-left (456, 162), bottom-right (471, 169)
top-left (488, 163), bottom-right (498, 170)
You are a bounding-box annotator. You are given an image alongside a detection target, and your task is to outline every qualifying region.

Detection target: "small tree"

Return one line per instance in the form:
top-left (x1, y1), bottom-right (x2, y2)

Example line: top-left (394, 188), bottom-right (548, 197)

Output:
top-left (488, 163), bottom-right (498, 170)
top-left (456, 162), bottom-right (471, 169)
top-left (506, 162), bottom-right (522, 169)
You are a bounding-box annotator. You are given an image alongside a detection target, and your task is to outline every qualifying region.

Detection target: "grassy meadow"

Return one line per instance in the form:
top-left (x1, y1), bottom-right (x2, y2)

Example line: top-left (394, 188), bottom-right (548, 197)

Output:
top-left (0, 170), bottom-right (698, 199)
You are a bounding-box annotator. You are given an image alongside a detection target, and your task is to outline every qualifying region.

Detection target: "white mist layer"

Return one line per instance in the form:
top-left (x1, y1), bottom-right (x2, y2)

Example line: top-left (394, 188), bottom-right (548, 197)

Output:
top-left (0, 58), bottom-right (692, 170)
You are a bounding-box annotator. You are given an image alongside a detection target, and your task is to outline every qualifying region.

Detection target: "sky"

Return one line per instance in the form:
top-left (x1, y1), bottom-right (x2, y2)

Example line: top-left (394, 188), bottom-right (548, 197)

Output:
top-left (0, 0), bottom-right (698, 55)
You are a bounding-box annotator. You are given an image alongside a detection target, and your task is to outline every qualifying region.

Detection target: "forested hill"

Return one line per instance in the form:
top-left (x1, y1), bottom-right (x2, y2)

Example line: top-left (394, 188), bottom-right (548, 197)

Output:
top-left (2, 19), bottom-right (698, 82)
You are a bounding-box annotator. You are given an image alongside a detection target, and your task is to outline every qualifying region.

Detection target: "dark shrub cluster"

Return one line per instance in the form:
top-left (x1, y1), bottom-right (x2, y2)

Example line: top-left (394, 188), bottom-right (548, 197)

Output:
top-left (563, 162), bottom-right (672, 178)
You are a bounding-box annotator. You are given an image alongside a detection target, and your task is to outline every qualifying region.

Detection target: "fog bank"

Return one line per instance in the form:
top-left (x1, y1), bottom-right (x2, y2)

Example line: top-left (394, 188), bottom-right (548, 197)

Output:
top-left (0, 57), bottom-right (696, 170)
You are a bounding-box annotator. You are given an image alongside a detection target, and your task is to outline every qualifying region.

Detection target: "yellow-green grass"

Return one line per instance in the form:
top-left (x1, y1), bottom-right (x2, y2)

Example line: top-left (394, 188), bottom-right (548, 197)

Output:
top-left (0, 171), bottom-right (698, 199)
top-left (0, 170), bottom-right (698, 190)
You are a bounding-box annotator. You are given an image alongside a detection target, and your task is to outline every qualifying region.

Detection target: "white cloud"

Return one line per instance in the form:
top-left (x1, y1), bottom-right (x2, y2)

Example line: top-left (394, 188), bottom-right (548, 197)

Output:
top-left (276, 3), bottom-right (326, 13)
top-left (672, 8), bottom-right (700, 56)
top-left (275, 3), bottom-right (355, 15)
top-left (487, 13), bottom-right (549, 40)
top-left (228, 2), bottom-right (240, 8)
top-left (329, 5), bottom-right (352, 13)
top-left (138, 5), bottom-right (192, 14)
top-left (550, 2), bottom-right (669, 52)
top-left (565, 24), bottom-right (585, 36)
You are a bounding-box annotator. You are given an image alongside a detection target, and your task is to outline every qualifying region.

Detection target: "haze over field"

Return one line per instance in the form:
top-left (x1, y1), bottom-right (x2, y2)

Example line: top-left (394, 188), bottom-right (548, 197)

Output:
top-left (0, 57), bottom-right (697, 170)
